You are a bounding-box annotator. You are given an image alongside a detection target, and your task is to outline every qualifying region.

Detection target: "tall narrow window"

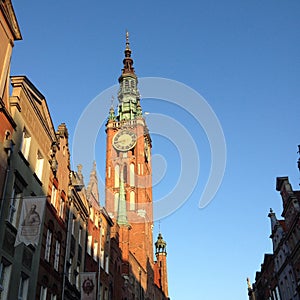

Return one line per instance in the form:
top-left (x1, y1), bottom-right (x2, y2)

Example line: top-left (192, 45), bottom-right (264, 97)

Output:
top-left (100, 249), bottom-right (104, 268)
top-left (114, 165), bottom-right (119, 188)
top-left (71, 217), bottom-right (76, 236)
top-left (0, 261), bottom-right (12, 299)
top-left (105, 255), bottom-right (109, 274)
top-left (18, 274), bottom-right (29, 300)
top-left (114, 193), bottom-right (119, 212)
top-left (78, 227), bottom-right (82, 245)
top-left (35, 151), bottom-right (44, 180)
top-left (20, 129), bottom-right (31, 160)
top-left (54, 240), bottom-right (60, 271)
top-left (93, 241), bottom-right (98, 261)
top-left (87, 235), bottom-right (92, 255)
top-left (130, 163), bottom-right (135, 186)
top-left (59, 198), bottom-right (64, 218)
top-left (130, 191), bottom-right (135, 210)
top-left (45, 229), bottom-right (52, 262)
top-left (50, 185), bottom-right (57, 207)
top-left (67, 258), bottom-right (72, 282)
top-left (75, 266), bottom-right (80, 289)
top-left (275, 286), bottom-right (281, 300)
top-left (40, 286), bottom-right (47, 300)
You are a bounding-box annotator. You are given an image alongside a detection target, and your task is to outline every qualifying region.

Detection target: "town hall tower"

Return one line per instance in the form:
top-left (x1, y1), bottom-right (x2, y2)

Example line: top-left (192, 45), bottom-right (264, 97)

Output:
top-left (105, 33), bottom-right (169, 299)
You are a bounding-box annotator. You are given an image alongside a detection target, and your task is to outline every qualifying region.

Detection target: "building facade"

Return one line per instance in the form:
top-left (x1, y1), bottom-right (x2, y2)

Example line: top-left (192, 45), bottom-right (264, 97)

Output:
top-left (248, 152), bottom-right (300, 300)
top-left (37, 123), bottom-right (71, 300)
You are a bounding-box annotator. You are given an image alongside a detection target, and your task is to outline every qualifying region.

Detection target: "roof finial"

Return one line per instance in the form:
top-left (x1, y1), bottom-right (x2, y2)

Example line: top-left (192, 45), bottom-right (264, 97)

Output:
top-left (268, 208), bottom-right (281, 232)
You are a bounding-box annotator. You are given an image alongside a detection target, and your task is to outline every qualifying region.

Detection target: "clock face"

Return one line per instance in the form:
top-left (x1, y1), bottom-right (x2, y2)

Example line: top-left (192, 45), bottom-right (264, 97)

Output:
top-left (113, 130), bottom-right (137, 151)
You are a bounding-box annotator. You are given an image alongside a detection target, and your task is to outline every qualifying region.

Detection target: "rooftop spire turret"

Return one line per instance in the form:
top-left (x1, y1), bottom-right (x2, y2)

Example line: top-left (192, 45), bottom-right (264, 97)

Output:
top-left (154, 232), bottom-right (169, 297)
top-left (155, 233), bottom-right (167, 254)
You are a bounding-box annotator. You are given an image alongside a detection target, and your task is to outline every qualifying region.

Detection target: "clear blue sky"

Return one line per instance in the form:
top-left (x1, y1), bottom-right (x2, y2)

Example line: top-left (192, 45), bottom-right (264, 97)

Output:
top-left (11, 0), bottom-right (300, 299)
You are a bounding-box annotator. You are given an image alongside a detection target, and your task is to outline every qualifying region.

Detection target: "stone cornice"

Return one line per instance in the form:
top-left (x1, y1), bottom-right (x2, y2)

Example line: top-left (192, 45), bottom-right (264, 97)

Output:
top-left (0, 0), bottom-right (22, 40)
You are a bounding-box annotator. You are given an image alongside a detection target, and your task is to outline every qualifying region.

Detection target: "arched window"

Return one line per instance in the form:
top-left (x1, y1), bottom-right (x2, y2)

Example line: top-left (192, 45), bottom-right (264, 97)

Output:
top-left (114, 165), bottom-right (119, 188)
top-left (130, 163), bottom-right (135, 186)
top-left (130, 191), bottom-right (135, 210)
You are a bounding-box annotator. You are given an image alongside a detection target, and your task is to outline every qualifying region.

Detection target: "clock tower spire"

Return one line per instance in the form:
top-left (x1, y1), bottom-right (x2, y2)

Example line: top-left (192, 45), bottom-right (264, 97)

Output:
top-left (105, 31), bottom-right (154, 279)
top-left (104, 32), bottom-right (170, 300)
top-left (117, 31), bottom-right (141, 121)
